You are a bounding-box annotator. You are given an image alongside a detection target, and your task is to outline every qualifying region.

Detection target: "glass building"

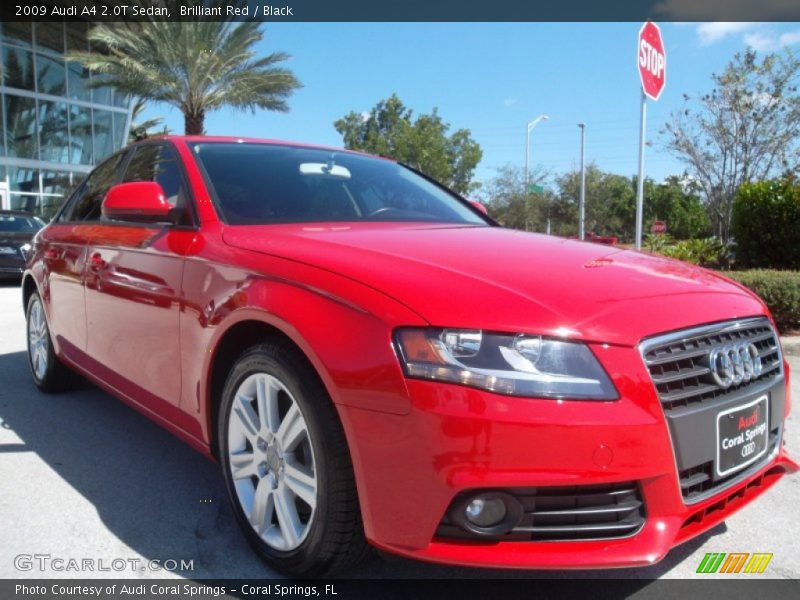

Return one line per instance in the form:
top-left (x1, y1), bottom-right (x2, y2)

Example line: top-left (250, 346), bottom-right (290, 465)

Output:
top-left (0, 21), bottom-right (133, 219)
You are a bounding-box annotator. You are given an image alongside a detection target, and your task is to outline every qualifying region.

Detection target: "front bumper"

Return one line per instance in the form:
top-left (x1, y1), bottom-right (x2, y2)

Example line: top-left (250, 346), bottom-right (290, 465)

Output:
top-left (338, 343), bottom-right (797, 569)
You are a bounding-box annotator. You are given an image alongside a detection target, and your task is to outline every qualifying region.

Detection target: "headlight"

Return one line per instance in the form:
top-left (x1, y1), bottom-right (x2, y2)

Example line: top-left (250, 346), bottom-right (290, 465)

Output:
top-left (394, 328), bottom-right (617, 400)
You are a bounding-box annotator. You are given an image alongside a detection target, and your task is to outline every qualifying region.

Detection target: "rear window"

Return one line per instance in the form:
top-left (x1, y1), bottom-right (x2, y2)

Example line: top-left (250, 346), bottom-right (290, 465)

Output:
top-left (0, 214), bottom-right (44, 232)
top-left (190, 142), bottom-right (487, 226)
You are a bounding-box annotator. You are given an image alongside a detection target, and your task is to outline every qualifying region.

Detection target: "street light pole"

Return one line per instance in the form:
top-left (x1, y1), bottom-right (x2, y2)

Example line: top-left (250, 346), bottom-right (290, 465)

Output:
top-left (525, 115), bottom-right (549, 192)
top-left (635, 90), bottom-right (647, 249)
top-left (578, 123), bottom-right (586, 240)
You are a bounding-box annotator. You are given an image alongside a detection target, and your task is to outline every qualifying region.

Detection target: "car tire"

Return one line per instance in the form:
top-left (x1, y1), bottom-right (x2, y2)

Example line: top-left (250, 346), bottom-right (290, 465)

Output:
top-left (26, 292), bottom-right (77, 393)
top-left (218, 341), bottom-right (371, 576)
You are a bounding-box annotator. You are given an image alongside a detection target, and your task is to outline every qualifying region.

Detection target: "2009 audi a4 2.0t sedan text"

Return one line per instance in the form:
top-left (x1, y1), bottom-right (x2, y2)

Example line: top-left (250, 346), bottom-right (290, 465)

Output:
top-left (22, 137), bottom-right (797, 576)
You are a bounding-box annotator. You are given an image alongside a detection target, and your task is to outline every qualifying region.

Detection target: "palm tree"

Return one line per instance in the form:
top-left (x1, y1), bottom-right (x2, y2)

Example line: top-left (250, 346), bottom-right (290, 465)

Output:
top-left (128, 97), bottom-right (168, 142)
top-left (68, 11), bottom-right (301, 135)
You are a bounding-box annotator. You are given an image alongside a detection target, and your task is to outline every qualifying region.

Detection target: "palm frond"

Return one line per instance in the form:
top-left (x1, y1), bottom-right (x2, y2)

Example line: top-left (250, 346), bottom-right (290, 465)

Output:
top-left (67, 12), bottom-right (300, 133)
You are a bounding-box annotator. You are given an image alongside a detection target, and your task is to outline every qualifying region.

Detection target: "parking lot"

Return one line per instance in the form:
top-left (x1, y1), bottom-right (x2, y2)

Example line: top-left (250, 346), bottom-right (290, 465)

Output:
top-left (0, 280), bottom-right (798, 580)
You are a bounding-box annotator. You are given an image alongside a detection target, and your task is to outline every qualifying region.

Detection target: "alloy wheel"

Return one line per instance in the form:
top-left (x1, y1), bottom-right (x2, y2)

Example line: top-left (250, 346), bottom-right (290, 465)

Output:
top-left (227, 372), bottom-right (318, 551)
top-left (28, 297), bottom-right (49, 381)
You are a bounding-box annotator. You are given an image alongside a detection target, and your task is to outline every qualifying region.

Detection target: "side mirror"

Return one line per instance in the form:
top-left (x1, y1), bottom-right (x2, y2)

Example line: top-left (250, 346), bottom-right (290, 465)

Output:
top-left (469, 200), bottom-right (489, 215)
top-left (102, 182), bottom-right (174, 223)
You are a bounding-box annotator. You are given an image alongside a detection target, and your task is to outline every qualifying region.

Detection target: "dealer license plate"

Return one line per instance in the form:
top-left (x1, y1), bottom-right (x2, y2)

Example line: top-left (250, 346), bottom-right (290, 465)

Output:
top-left (716, 395), bottom-right (769, 478)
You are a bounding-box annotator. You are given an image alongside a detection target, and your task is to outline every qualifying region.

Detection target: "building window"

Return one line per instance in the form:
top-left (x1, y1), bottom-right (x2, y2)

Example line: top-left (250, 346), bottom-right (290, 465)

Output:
top-left (10, 194), bottom-right (40, 212)
top-left (36, 53), bottom-right (67, 96)
top-left (42, 170), bottom-right (71, 196)
top-left (66, 61), bottom-right (91, 102)
top-left (42, 170), bottom-right (73, 219)
top-left (2, 22), bottom-right (32, 48)
top-left (34, 22), bottom-right (65, 54)
top-left (4, 94), bottom-right (38, 160)
top-left (91, 74), bottom-right (113, 106)
top-left (68, 103), bottom-right (93, 165)
top-left (0, 96), bottom-right (5, 157)
top-left (2, 46), bottom-right (36, 91)
top-left (8, 166), bottom-right (40, 193)
top-left (0, 21), bottom-right (133, 217)
top-left (65, 22), bottom-right (88, 53)
top-left (113, 90), bottom-right (131, 109)
top-left (39, 100), bottom-right (70, 163)
top-left (113, 112), bottom-right (127, 149)
top-left (93, 109), bottom-right (114, 161)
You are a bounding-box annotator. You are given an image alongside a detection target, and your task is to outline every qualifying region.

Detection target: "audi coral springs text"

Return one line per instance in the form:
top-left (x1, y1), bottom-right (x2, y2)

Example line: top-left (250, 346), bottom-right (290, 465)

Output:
top-left (23, 137), bottom-right (797, 576)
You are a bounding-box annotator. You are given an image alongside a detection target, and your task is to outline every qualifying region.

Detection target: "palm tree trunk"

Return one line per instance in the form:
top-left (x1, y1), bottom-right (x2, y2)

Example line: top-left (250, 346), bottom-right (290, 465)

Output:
top-left (184, 110), bottom-right (205, 135)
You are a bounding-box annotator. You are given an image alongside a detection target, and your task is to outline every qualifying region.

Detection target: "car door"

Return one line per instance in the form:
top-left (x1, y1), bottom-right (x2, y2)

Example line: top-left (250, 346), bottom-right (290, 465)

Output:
top-left (82, 142), bottom-right (197, 411)
top-left (37, 153), bottom-right (126, 363)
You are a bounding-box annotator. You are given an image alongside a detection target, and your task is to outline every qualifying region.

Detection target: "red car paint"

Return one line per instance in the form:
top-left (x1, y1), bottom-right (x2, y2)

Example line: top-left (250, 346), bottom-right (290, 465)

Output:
top-left (24, 136), bottom-right (797, 569)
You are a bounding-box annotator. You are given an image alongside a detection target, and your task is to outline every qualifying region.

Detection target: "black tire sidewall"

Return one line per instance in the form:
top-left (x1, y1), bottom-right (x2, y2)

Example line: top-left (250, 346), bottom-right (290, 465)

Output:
top-left (218, 346), bottom-right (335, 573)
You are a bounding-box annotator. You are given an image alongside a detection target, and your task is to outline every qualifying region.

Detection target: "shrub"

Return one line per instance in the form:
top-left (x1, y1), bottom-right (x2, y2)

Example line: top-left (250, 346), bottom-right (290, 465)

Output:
top-left (725, 270), bottom-right (800, 333)
top-left (732, 179), bottom-right (800, 269)
top-left (644, 233), bottom-right (673, 253)
top-left (659, 237), bottom-right (730, 268)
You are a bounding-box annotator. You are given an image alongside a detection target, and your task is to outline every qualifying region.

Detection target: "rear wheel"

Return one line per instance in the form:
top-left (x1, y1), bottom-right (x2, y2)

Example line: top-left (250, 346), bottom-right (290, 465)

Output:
top-left (26, 292), bottom-right (76, 393)
top-left (218, 342), bottom-right (370, 576)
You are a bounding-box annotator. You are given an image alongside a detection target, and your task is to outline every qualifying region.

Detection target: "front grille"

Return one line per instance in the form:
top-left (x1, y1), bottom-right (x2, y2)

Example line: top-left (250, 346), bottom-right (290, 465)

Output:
top-left (641, 318), bottom-right (782, 411)
top-left (641, 318), bottom-right (785, 503)
top-left (436, 482), bottom-right (646, 542)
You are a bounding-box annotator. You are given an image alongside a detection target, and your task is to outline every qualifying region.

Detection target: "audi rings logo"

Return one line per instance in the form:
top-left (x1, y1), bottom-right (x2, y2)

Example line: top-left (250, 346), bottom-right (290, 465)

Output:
top-left (708, 342), bottom-right (762, 388)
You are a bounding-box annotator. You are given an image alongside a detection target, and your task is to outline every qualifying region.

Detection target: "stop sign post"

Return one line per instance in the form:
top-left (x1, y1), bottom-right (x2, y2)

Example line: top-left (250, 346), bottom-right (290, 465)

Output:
top-left (635, 22), bottom-right (666, 250)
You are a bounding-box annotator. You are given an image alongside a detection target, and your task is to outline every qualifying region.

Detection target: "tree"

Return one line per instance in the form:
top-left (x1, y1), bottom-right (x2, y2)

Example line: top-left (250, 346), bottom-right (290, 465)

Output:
top-left (68, 2), bottom-right (301, 135)
top-left (480, 165), bottom-right (554, 231)
top-left (128, 98), bottom-right (169, 142)
top-left (644, 176), bottom-right (711, 240)
top-left (334, 94), bottom-right (482, 195)
top-left (663, 49), bottom-right (800, 240)
top-left (539, 168), bottom-right (708, 242)
top-left (555, 165), bottom-right (636, 240)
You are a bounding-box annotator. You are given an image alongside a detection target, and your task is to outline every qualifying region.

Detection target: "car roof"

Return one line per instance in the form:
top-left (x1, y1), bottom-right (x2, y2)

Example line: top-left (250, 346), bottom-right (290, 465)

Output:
top-left (145, 135), bottom-right (395, 162)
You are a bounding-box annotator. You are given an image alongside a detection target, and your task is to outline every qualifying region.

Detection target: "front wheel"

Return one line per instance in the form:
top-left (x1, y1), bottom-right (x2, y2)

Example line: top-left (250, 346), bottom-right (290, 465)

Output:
top-left (218, 342), bottom-right (370, 576)
top-left (26, 291), bottom-right (76, 393)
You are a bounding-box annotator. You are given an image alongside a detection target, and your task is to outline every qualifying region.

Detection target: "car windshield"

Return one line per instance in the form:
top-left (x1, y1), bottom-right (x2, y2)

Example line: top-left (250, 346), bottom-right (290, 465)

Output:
top-left (190, 142), bottom-right (488, 226)
top-left (0, 214), bottom-right (44, 232)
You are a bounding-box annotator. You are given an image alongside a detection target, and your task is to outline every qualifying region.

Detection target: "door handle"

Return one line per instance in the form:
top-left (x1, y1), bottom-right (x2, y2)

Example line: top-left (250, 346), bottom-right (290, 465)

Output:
top-left (89, 253), bottom-right (107, 271)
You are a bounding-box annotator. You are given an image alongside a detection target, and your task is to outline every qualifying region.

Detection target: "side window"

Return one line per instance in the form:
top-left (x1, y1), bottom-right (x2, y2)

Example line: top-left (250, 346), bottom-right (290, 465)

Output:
top-left (68, 153), bottom-right (125, 221)
top-left (123, 145), bottom-right (187, 210)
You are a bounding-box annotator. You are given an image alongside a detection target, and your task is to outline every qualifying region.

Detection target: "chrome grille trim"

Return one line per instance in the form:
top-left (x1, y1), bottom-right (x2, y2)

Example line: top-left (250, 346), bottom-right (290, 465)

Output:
top-left (639, 317), bottom-right (783, 411)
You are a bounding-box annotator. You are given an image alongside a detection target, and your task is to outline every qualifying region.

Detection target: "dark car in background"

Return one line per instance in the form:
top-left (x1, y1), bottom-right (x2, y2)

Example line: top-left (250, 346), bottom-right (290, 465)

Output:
top-left (0, 211), bottom-right (45, 280)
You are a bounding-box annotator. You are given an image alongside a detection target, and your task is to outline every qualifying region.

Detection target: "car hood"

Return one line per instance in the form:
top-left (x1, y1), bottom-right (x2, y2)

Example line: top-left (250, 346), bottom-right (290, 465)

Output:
top-left (222, 223), bottom-right (766, 346)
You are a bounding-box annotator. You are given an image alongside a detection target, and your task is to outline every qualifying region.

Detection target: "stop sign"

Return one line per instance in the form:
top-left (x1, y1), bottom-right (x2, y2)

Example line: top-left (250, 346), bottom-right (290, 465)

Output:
top-left (651, 220), bottom-right (667, 234)
top-left (638, 22), bottom-right (666, 101)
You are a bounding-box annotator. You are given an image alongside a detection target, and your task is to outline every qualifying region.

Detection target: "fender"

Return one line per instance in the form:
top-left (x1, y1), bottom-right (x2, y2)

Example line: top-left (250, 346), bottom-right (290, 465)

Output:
top-left (191, 268), bottom-right (428, 443)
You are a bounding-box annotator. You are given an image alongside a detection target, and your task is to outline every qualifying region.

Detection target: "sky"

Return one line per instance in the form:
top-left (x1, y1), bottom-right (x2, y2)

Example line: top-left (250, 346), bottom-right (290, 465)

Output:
top-left (143, 21), bottom-right (800, 190)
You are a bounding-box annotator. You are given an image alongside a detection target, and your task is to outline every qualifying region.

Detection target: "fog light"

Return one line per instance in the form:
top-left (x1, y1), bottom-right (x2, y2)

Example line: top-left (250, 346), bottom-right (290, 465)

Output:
top-left (450, 491), bottom-right (523, 536)
top-left (465, 497), bottom-right (507, 527)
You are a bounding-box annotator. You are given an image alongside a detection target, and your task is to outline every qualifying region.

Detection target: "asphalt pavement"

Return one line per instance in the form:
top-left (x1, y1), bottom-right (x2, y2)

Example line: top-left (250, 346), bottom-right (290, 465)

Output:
top-left (0, 280), bottom-right (798, 580)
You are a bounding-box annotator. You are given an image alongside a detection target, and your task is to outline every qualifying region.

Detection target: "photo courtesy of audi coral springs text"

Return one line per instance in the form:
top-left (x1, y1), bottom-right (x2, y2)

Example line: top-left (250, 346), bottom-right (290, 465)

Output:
top-left (23, 137), bottom-right (797, 576)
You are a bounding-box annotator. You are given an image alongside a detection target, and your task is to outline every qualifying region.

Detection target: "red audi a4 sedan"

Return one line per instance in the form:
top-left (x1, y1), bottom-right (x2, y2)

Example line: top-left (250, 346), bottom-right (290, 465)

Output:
top-left (23, 137), bottom-right (796, 575)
